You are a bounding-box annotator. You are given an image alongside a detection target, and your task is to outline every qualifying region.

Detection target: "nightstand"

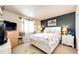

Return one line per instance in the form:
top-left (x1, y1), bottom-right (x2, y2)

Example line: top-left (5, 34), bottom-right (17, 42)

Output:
top-left (62, 35), bottom-right (74, 48)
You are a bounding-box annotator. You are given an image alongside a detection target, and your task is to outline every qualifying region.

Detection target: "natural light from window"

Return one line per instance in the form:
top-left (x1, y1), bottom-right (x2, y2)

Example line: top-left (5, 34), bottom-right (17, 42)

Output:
top-left (24, 20), bottom-right (34, 33)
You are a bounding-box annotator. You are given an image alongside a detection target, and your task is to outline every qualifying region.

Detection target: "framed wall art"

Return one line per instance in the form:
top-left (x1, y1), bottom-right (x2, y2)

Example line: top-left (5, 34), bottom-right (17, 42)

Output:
top-left (48, 19), bottom-right (56, 26)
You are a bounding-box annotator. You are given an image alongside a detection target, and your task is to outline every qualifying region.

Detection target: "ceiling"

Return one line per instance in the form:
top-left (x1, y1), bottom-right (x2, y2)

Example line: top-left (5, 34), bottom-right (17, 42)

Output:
top-left (4, 5), bottom-right (76, 20)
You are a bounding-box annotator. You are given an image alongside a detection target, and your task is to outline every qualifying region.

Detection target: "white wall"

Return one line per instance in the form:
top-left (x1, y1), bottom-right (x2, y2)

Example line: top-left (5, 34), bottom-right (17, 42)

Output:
top-left (76, 6), bottom-right (79, 53)
top-left (34, 20), bottom-right (41, 33)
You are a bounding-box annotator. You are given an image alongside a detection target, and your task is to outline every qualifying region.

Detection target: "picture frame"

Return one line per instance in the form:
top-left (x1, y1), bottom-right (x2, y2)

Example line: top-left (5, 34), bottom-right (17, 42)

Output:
top-left (48, 19), bottom-right (56, 26)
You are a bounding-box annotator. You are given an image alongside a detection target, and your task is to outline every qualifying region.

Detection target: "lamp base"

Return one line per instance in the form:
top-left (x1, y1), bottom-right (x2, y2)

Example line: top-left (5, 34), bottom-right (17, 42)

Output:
top-left (63, 32), bottom-right (66, 35)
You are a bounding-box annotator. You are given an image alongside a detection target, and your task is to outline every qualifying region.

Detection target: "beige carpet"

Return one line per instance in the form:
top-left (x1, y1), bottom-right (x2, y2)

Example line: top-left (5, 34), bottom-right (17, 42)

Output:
top-left (12, 43), bottom-right (77, 54)
top-left (12, 43), bottom-right (44, 54)
top-left (53, 45), bottom-right (77, 54)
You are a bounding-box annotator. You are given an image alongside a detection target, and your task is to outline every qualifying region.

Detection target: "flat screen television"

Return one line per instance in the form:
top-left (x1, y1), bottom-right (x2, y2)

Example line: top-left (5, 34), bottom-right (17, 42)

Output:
top-left (4, 21), bottom-right (17, 31)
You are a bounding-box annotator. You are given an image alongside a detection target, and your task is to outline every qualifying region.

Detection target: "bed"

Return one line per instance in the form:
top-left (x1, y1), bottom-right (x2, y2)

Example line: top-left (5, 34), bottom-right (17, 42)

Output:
top-left (29, 27), bottom-right (61, 54)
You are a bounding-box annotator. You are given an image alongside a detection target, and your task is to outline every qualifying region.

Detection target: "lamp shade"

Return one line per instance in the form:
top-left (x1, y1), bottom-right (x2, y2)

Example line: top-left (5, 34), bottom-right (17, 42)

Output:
top-left (62, 27), bottom-right (67, 32)
top-left (40, 27), bottom-right (42, 30)
top-left (38, 26), bottom-right (42, 30)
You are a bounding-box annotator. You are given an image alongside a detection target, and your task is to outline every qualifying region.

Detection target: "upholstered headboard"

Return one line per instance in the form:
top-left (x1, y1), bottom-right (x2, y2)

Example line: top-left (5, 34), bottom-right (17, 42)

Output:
top-left (44, 27), bottom-right (61, 34)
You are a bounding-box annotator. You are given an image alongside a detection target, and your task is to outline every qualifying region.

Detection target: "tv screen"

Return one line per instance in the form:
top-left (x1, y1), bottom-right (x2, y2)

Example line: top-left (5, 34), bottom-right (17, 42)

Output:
top-left (4, 21), bottom-right (17, 31)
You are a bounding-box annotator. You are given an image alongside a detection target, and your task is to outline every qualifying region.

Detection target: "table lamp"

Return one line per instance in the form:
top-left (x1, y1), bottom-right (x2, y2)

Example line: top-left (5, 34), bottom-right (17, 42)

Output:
top-left (62, 27), bottom-right (68, 35)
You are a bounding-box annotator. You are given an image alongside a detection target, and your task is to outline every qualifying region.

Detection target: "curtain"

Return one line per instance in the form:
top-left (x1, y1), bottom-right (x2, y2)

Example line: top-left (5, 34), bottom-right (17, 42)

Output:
top-left (24, 20), bottom-right (34, 33)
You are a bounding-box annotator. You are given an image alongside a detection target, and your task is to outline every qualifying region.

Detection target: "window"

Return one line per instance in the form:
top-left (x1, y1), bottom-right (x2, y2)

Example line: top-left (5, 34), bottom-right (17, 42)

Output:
top-left (28, 21), bottom-right (34, 33)
top-left (24, 20), bottom-right (34, 33)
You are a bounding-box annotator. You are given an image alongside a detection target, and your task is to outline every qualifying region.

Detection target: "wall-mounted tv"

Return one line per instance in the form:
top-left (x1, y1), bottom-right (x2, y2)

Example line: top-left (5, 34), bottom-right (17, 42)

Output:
top-left (4, 21), bottom-right (17, 31)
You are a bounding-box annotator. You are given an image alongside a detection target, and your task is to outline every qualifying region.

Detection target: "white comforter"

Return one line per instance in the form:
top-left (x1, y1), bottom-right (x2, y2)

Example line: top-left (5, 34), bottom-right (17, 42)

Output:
top-left (29, 33), bottom-right (60, 44)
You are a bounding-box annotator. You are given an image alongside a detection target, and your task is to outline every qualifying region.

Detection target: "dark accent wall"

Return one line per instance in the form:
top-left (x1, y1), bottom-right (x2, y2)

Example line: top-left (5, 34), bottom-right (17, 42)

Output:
top-left (41, 12), bottom-right (75, 34)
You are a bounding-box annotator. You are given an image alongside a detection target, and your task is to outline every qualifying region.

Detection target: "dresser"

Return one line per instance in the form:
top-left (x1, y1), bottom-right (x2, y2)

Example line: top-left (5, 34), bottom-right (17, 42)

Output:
top-left (7, 31), bottom-right (19, 49)
top-left (62, 35), bottom-right (74, 48)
